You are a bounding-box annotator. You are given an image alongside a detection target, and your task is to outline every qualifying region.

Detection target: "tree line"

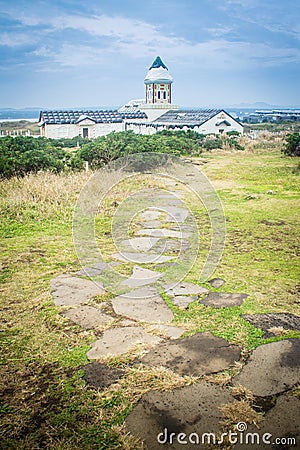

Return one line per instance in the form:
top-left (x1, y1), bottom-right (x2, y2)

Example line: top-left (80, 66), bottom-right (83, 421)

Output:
top-left (1, 129), bottom-right (297, 179)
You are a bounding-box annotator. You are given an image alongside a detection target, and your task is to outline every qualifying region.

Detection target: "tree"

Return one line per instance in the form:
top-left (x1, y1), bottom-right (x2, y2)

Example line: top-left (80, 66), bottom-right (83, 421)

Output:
top-left (283, 132), bottom-right (300, 156)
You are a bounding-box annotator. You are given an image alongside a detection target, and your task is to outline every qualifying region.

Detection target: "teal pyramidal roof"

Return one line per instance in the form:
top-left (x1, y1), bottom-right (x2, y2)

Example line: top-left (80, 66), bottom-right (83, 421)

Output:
top-left (149, 56), bottom-right (168, 70)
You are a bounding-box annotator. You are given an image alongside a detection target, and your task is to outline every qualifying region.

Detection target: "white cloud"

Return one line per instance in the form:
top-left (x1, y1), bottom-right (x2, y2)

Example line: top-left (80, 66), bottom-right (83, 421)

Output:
top-left (6, 11), bottom-right (300, 71)
top-left (0, 32), bottom-right (34, 47)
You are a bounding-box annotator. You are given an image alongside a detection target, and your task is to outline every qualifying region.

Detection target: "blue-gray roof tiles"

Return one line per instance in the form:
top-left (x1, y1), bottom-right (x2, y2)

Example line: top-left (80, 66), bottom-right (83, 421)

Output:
top-left (40, 110), bottom-right (147, 124)
top-left (154, 109), bottom-right (222, 125)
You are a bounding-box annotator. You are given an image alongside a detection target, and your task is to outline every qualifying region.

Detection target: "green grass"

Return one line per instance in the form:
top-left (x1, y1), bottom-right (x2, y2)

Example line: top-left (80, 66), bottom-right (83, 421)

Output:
top-left (0, 144), bottom-right (299, 448)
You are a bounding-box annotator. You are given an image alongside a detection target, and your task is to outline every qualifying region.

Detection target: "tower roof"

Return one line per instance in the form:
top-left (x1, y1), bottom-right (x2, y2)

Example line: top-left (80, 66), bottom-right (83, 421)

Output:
top-left (144, 56), bottom-right (173, 85)
top-left (149, 56), bottom-right (168, 70)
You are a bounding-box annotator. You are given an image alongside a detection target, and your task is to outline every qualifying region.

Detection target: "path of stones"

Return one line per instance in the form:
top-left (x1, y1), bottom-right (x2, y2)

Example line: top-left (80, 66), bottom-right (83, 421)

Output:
top-left (50, 184), bottom-right (300, 449)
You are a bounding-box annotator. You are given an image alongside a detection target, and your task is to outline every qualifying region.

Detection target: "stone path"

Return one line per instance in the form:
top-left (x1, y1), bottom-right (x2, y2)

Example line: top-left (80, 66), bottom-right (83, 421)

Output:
top-left (50, 182), bottom-right (300, 449)
top-left (241, 312), bottom-right (300, 338)
top-left (140, 332), bottom-right (241, 376)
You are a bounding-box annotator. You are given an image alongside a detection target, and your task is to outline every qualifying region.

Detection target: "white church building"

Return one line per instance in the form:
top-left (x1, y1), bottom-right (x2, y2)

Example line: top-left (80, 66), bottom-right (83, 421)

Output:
top-left (39, 57), bottom-right (243, 139)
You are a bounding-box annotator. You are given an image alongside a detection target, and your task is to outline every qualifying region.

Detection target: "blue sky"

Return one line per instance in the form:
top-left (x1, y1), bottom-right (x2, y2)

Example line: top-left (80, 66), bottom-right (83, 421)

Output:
top-left (0, 0), bottom-right (299, 108)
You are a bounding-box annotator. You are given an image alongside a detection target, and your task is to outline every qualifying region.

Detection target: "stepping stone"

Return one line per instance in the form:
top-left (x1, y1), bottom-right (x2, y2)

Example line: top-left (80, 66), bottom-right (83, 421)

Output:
top-left (112, 252), bottom-right (174, 264)
top-left (120, 236), bottom-right (159, 252)
top-left (241, 313), bottom-right (300, 338)
top-left (147, 324), bottom-right (185, 339)
top-left (112, 292), bottom-right (174, 324)
top-left (168, 190), bottom-right (185, 198)
top-left (163, 206), bottom-right (189, 223)
top-left (83, 362), bottom-right (125, 389)
top-left (164, 281), bottom-right (209, 297)
top-left (208, 277), bottom-right (225, 288)
top-left (152, 239), bottom-right (191, 253)
top-left (140, 209), bottom-right (161, 220)
top-left (201, 292), bottom-right (248, 308)
top-left (140, 220), bottom-right (162, 229)
top-left (125, 381), bottom-right (235, 450)
top-left (136, 228), bottom-right (190, 239)
top-left (86, 326), bottom-right (162, 359)
top-left (74, 262), bottom-right (108, 277)
top-left (50, 274), bottom-right (105, 306)
top-left (244, 393), bottom-right (300, 450)
top-left (115, 285), bottom-right (159, 299)
top-left (141, 331), bottom-right (241, 376)
top-left (121, 266), bottom-right (162, 288)
top-left (232, 339), bottom-right (300, 396)
top-left (170, 295), bottom-right (197, 309)
top-left (60, 305), bottom-right (114, 329)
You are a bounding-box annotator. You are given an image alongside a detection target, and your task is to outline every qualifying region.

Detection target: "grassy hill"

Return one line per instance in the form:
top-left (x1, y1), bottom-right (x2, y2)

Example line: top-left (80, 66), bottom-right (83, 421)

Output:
top-left (0, 141), bottom-right (299, 449)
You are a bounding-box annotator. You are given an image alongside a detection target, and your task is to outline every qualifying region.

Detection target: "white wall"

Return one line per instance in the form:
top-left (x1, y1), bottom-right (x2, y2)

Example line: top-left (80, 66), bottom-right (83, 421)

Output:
top-left (196, 111), bottom-right (243, 135)
top-left (41, 122), bottom-right (124, 139)
top-left (126, 111), bottom-right (243, 136)
top-left (41, 110), bottom-right (243, 139)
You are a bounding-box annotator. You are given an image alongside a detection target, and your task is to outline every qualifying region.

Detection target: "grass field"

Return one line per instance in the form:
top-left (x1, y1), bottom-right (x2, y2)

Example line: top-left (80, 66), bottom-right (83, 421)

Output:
top-left (0, 141), bottom-right (299, 449)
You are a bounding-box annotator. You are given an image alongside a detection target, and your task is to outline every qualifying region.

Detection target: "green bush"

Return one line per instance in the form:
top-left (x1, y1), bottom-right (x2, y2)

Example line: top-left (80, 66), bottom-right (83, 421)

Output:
top-left (72, 130), bottom-right (202, 169)
top-left (0, 136), bottom-right (68, 178)
top-left (282, 132), bottom-right (300, 156)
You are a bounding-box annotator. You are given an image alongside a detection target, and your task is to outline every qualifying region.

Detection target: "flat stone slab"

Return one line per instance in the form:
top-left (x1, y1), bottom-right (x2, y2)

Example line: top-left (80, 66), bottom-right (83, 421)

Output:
top-left (170, 295), bottom-right (198, 309)
top-left (140, 209), bottom-right (161, 220)
top-left (112, 292), bottom-right (174, 323)
top-left (241, 313), bottom-right (300, 338)
top-left (126, 381), bottom-right (234, 450)
top-left (201, 292), bottom-right (248, 308)
top-left (140, 220), bottom-right (162, 229)
top-left (141, 331), bottom-right (241, 376)
top-left (114, 285), bottom-right (159, 300)
top-left (120, 236), bottom-right (159, 252)
top-left (152, 239), bottom-right (191, 253)
top-left (86, 326), bottom-right (162, 359)
top-left (112, 252), bottom-right (174, 264)
top-left (164, 282), bottom-right (209, 297)
top-left (147, 324), bottom-right (185, 339)
top-left (163, 206), bottom-right (189, 223)
top-left (83, 362), bottom-right (125, 389)
top-left (60, 305), bottom-right (114, 329)
top-left (74, 262), bottom-right (108, 277)
top-left (50, 274), bottom-right (105, 306)
top-left (121, 266), bottom-right (163, 288)
top-left (208, 277), bottom-right (226, 289)
top-left (244, 393), bottom-right (300, 450)
top-left (232, 339), bottom-right (300, 396)
top-left (136, 229), bottom-right (190, 239)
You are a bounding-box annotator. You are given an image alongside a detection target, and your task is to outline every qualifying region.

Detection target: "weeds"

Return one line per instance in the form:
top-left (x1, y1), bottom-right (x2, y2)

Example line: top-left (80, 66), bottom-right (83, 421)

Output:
top-left (0, 143), bottom-right (299, 448)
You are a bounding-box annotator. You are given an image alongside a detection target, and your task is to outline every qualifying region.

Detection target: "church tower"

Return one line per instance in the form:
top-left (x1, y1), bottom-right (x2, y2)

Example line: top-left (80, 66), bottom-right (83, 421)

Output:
top-left (139, 56), bottom-right (178, 121)
top-left (144, 56), bottom-right (173, 104)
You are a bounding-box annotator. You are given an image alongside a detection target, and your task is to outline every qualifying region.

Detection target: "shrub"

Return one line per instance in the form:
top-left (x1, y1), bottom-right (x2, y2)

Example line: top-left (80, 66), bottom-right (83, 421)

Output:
top-left (0, 136), bottom-right (68, 178)
top-left (282, 132), bottom-right (300, 156)
top-left (72, 130), bottom-right (202, 169)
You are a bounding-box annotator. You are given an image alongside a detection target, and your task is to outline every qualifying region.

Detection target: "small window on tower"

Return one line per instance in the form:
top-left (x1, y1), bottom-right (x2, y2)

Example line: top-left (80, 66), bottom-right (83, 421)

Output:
top-left (158, 91), bottom-right (161, 99)
top-left (163, 91), bottom-right (166, 99)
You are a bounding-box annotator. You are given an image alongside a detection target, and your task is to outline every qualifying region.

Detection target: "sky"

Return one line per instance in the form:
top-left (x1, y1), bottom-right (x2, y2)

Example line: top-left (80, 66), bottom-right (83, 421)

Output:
top-left (0, 0), bottom-right (299, 109)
